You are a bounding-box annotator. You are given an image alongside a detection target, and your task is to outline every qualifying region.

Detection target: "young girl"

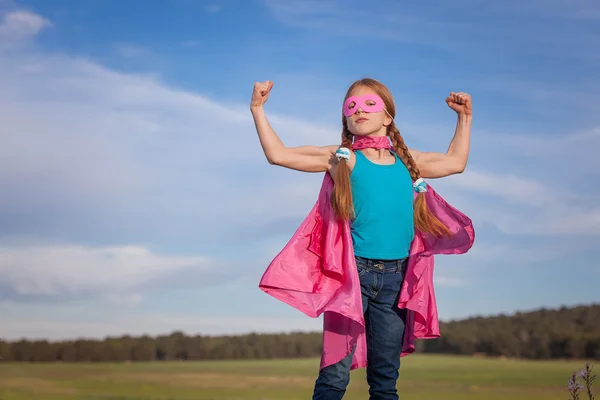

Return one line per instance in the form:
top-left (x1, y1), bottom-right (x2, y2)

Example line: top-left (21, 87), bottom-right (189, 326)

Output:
top-left (251, 78), bottom-right (473, 400)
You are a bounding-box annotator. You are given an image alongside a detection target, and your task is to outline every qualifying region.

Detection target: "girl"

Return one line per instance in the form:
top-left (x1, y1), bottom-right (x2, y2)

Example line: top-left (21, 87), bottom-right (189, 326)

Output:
top-left (251, 78), bottom-right (472, 400)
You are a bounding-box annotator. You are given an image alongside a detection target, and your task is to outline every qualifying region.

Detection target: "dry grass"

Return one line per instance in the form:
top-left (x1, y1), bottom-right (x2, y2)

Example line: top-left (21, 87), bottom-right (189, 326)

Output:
top-left (0, 354), bottom-right (587, 400)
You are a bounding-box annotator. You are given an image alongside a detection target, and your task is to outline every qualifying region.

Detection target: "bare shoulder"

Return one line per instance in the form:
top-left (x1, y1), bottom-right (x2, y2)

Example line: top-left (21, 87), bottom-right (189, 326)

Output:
top-left (408, 148), bottom-right (423, 160)
top-left (323, 144), bottom-right (349, 159)
top-left (328, 144), bottom-right (357, 176)
top-left (326, 144), bottom-right (342, 153)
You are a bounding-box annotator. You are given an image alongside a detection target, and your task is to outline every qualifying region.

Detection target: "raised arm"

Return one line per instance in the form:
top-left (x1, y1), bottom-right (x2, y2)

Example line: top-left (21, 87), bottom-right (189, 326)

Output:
top-left (410, 92), bottom-right (472, 179)
top-left (250, 81), bottom-right (338, 173)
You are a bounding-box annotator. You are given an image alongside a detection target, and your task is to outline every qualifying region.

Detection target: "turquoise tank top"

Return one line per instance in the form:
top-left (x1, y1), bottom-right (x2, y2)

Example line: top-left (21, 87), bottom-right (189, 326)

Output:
top-left (350, 150), bottom-right (415, 260)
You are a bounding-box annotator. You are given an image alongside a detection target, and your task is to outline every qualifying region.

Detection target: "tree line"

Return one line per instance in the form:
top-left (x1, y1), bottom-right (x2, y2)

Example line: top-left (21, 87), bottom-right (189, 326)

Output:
top-left (2, 304), bottom-right (598, 362)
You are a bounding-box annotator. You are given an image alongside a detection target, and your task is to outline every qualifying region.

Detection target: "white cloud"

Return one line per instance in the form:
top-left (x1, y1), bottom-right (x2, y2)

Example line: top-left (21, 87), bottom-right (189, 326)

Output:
top-left (458, 240), bottom-right (580, 266)
top-left (474, 77), bottom-right (600, 116)
top-left (113, 43), bottom-right (149, 58)
top-left (182, 40), bottom-right (200, 47)
top-left (481, 127), bottom-right (600, 172)
top-left (261, 0), bottom-right (443, 46)
top-left (475, 0), bottom-right (600, 20)
top-left (262, 0), bottom-right (600, 62)
top-left (0, 10), bottom-right (51, 47)
top-left (1, 314), bottom-right (324, 341)
top-left (449, 170), bottom-right (557, 206)
top-left (0, 10), bottom-right (338, 305)
top-left (0, 32), bottom-right (336, 248)
top-left (497, 208), bottom-right (600, 236)
top-left (205, 4), bottom-right (221, 14)
top-left (0, 241), bottom-right (221, 301)
top-left (434, 167), bottom-right (600, 236)
top-left (434, 276), bottom-right (465, 287)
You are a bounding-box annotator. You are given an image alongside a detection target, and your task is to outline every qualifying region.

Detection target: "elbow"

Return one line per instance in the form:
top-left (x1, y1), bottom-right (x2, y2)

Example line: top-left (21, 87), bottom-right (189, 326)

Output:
top-left (266, 148), bottom-right (296, 168)
top-left (454, 164), bottom-right (466, 174)
top-left (447, 159), bottom-right (466, 175)
top-left (443, 154), bottom-right (467, 175)
top-left (267, 147), bottom-right (292, 166)
top-left (266, 152), bottom-right (283, 166)
top-left (451, 156), bottom-right (468, 174)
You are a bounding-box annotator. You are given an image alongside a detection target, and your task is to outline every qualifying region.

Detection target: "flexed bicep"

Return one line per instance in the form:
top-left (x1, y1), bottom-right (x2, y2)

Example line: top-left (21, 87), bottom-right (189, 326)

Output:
top-left (410, 149), bottom-right (466, 178)
top-left (269, 145), bottom-right (339, 173)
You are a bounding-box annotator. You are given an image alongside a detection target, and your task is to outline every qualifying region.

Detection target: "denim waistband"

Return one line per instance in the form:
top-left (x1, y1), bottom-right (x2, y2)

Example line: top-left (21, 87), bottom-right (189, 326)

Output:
top-left (356, 256), bottom-right (407, 273)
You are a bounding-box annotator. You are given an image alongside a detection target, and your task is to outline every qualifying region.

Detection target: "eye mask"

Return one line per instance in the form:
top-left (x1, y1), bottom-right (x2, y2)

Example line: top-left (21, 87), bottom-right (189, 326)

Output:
top-left (343, 94), bottom-right (385, 117)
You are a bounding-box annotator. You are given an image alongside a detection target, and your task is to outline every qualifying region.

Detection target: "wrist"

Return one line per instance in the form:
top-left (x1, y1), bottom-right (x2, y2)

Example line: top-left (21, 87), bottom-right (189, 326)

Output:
top-left (250, 104), bottom-right (264, 114)
top-left (457, 112), bottom-right (472, 121)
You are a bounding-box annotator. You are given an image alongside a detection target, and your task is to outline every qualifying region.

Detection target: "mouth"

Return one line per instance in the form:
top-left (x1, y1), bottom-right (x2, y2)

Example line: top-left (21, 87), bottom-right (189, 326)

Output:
top-left (355, 117), bottom-right (368, 123)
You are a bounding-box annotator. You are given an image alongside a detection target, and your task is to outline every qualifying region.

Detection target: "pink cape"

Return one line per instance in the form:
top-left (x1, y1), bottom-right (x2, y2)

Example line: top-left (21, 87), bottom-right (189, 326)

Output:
top-left (259, 173), bottom-right (475, 370)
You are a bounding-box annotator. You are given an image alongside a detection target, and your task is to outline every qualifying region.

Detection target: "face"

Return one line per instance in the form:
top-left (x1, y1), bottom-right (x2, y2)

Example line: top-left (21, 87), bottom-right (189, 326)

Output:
top-left (343, 85), bottom-right (392, 137)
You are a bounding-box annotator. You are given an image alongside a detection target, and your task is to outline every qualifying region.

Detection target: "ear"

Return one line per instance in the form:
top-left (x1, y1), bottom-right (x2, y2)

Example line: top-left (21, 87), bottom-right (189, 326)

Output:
top-left (383, 115), bottom-right (392, 127)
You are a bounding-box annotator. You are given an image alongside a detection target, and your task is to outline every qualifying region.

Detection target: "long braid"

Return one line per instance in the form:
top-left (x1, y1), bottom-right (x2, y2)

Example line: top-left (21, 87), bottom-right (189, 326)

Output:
top-left (341, 127), bottom-right (353, 149)
top-left (389, 123), bottom-right (452, 237)
top-left (389, 123), bottom-right (420, 181)
top-left (330, 126), bottom-right (354, 220)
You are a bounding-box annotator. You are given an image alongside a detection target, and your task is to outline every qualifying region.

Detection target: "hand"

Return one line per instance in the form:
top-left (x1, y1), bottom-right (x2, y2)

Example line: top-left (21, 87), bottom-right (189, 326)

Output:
top-left (446, 92), bottom-right (472, 116)
top-left (250, 80), bottom-right (274, 109)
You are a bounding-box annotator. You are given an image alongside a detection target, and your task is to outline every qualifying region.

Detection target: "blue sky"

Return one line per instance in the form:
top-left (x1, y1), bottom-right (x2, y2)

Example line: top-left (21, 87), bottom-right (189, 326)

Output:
top-left (1, 0), bottom-right (599, 341)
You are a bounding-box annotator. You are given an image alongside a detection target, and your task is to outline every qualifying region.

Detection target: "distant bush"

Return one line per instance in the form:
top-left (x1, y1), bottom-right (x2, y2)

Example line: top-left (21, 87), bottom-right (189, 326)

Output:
top-left (1, 304), bottom-right (598, 362)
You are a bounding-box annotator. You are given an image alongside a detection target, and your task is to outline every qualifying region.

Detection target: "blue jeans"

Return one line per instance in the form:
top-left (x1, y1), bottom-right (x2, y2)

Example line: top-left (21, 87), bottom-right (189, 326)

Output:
top-left (312, 256), bottom-right (408, 400)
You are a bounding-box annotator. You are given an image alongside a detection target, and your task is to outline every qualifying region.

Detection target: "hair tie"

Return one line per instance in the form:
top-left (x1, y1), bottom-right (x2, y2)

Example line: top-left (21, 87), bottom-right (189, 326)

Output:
top-left (335, 147), bottom-right (351, 161)
top-left (413, 177), bottom-right (427, 193)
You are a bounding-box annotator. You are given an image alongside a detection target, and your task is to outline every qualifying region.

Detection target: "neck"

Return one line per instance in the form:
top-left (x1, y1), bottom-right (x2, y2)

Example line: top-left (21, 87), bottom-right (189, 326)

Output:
top-left (361, 147), bottom-right (390, 159)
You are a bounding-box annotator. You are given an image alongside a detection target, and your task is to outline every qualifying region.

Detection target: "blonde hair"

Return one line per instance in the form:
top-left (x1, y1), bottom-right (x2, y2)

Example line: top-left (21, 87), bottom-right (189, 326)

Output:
top-left (331, 78), bottom-right (451, 237)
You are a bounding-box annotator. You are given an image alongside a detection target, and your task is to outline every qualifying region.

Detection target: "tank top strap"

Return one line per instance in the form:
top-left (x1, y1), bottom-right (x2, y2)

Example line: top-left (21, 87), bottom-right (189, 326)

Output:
top-left (354, 149), bottom-right (367, 160)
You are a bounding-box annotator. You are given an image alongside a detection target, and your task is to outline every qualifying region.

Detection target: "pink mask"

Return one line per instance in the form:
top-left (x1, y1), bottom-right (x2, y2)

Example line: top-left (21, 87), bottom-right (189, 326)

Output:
top-left (343, 94), bottom-right (385, 117)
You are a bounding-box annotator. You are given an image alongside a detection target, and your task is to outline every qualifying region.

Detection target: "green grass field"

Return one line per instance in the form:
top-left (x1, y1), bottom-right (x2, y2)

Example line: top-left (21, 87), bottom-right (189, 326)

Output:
top-left (0, 354), bottom-right (588, 400)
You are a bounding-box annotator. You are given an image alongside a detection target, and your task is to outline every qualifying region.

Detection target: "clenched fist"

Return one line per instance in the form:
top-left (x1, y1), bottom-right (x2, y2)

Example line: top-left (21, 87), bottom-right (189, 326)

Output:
top-left (446, 92), bottom-right (472, 116)
top-left (250, 80), bottom-right (274, 109)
